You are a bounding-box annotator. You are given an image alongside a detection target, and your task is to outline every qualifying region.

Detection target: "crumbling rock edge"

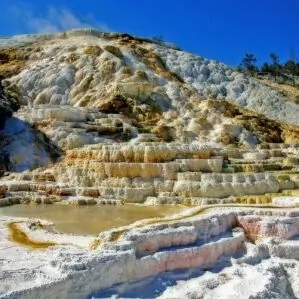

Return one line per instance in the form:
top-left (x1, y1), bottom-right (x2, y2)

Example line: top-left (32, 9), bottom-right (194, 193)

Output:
top-left (0, 206), bottom-right (298, 299)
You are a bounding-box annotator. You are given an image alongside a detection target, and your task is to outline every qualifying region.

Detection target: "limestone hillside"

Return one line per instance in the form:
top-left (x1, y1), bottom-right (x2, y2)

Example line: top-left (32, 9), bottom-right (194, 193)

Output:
top-left (0, 28), bottom-right (299, 172)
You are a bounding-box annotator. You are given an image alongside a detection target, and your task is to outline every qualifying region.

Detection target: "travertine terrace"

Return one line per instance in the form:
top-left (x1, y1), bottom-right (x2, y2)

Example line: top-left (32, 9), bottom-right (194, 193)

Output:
top-left (0, 29), bottom-right (298, 298)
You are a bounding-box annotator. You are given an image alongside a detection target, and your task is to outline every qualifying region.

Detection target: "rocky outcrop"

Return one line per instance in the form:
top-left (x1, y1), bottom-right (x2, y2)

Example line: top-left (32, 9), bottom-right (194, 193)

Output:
top-left (0, 29), bottom-right (298, 263)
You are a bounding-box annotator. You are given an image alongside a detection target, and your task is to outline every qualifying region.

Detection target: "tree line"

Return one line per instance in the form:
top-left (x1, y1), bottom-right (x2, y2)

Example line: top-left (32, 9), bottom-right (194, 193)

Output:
top-left (238, 52), bottom-right (299, 86)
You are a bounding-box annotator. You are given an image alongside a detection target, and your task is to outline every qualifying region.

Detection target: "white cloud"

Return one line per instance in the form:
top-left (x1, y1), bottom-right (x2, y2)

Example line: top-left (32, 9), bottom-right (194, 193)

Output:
top-left (10, 5), bottom-right (111, 34)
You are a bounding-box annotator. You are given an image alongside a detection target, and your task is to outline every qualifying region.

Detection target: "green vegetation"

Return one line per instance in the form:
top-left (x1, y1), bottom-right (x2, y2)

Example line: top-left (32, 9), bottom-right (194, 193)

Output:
top-left (238, 53), bottom-right (258, 76)
top-left (238, 52), bottom-right (299, 86)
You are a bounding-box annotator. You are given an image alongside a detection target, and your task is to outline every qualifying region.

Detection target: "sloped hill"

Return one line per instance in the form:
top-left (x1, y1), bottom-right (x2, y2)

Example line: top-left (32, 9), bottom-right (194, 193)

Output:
top-left (0, 29), bottom-right (298, 160)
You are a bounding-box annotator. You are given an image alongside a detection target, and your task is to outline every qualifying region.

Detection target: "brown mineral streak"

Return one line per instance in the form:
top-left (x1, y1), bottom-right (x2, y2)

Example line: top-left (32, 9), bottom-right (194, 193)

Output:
top-left (7, 222), bottom-right (56, 249)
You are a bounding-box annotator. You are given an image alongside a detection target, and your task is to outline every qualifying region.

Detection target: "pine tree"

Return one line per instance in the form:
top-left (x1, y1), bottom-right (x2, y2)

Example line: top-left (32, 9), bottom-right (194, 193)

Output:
top-left (269, 53), bottom-right (280, 82)
top-left (261, 62), bottom-right (271, 73)
top-left (239, 53), bottom-right (258, 76)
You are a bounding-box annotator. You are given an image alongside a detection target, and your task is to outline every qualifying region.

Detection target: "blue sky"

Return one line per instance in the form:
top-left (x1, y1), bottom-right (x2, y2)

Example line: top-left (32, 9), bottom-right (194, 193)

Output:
top-left (0, 0), bottom-right (298, 66)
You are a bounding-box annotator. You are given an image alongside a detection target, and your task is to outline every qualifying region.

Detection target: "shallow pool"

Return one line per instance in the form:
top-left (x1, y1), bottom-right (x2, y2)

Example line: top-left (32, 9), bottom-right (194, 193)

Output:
top-left (0, 204), bottom-right (182, 235)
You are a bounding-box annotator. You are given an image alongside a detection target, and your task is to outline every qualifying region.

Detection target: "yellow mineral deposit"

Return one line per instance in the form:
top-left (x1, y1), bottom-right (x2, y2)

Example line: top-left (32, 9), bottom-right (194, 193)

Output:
top-left (7, 222), bottom-right (56, 249)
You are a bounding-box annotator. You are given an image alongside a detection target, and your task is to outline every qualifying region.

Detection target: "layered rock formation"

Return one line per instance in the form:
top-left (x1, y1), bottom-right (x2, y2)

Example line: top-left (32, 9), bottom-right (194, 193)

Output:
top-left (0, 29), bottom-right (298, 298)
top-left (1, 142), bottom-right (298, 207)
